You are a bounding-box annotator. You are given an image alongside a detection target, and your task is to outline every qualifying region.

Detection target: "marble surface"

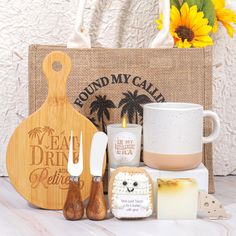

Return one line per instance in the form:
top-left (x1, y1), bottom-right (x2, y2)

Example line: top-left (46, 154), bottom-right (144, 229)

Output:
top-left (1, 0), bottom-right (236, 177)
top-left (0, 176), bottom-right (236, 236)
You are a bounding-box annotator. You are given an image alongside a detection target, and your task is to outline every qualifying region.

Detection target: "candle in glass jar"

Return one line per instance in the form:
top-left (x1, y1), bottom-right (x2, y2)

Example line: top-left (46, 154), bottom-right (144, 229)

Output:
top-left (107, 117), bottom-right (142, 168)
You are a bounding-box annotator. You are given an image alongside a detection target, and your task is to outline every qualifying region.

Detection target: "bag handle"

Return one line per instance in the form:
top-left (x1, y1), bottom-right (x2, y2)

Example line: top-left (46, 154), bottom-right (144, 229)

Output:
top-left (67, 0), bottom-right (173, 48)
top-left (149, 0), bottom-right (174, 48)
top-left (74, 0), bottom-right (87, 30)
top-left (67, 0), bottom-right (91, 48)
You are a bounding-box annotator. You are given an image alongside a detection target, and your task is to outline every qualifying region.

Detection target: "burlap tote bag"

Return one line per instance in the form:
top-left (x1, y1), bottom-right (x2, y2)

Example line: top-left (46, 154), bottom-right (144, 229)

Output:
top-left (28, 0), bottom-right (214, 193)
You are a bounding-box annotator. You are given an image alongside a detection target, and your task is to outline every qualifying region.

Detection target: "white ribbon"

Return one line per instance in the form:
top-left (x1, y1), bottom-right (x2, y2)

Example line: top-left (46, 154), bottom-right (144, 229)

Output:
top-left (149, 0), bottom-right (174, 48)
top-left (67, 0), bottom-right (91, 48)
top-left (68, 0), bottom-right (173, 49)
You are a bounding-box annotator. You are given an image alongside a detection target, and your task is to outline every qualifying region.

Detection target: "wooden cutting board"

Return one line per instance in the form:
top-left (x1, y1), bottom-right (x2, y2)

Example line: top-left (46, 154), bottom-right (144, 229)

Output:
top-left (6, 51), bottom-right (99, 210)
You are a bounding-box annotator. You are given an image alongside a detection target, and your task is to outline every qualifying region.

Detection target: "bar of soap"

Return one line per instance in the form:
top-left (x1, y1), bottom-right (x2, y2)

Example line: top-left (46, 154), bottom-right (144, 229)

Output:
top-left (157, 178), bottom-right (198, 220)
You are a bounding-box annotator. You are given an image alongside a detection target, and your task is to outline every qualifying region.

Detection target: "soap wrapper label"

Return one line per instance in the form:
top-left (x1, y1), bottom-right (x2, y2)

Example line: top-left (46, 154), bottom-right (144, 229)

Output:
top-left (114, 194), bottom-right (149, 218)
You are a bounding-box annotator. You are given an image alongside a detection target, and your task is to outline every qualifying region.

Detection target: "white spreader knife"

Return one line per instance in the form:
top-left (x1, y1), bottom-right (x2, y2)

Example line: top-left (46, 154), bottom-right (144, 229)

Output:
top-left (86, 132), bottom-right (108, 220)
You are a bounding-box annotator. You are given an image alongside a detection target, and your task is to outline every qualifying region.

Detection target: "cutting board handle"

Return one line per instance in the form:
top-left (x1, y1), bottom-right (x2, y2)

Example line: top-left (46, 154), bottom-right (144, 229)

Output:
top-left (42, 51), bottom-right (72, 99)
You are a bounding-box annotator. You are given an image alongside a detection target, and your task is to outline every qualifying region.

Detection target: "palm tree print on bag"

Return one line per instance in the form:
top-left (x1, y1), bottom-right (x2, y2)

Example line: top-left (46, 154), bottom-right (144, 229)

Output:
top-left (28, 126), bottom-right (55, 144)
top-left (118, 90), bottom-right (152, 124)
top-left (90, 95), bottom-right (116, 132)
top-left (88, 117), bottom-right (100, 128)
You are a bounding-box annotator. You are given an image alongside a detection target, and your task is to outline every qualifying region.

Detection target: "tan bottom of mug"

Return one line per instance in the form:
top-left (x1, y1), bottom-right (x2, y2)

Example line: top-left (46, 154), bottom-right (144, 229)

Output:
top-left (143, 151), bottom-right (202, 171)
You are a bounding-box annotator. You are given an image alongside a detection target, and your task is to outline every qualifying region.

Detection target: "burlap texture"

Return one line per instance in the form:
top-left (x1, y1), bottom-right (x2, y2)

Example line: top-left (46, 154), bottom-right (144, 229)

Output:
top-left (28, 45), bottom-right (214, 193)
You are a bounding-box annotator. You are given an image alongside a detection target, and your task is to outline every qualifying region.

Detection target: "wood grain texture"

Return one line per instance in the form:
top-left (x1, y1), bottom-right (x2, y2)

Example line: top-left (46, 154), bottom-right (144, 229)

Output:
top-left (86, 178), bottom-right (107, 221)
top-left (63, 179), bottom-right (84, 220)
top-left (6, 51), bottom-right (99, 209)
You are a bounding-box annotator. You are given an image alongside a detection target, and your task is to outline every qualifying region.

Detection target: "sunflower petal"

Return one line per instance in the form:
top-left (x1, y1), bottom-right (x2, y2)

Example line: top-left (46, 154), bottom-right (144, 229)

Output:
top-left (176, 39), bottom-right (192, 48)
top-left (222, 22), bottom-right (235, 37)
top-left (212, 18), bottom-right (219, 33)
top-left (180, 2), bottom-right (190, 27)
top-left (213, 0), bottom-right (236, 37)
top-left (193, 35), bottom-right (214, 43)
top-left (156, 16), bottom-right (163, 30)
top-left (171, 6), bottom-right (182, 29)
top-left (192, 39), bottom-right (213, 48)
top-left (212, 0), bottom-right (225, 10)
top-left (194, 25), bottom-right (212, 36)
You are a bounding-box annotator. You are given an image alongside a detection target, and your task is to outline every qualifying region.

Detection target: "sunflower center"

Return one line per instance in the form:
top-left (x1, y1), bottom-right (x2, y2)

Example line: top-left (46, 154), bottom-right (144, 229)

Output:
top-left (176, 26), bottom-right (194, 42)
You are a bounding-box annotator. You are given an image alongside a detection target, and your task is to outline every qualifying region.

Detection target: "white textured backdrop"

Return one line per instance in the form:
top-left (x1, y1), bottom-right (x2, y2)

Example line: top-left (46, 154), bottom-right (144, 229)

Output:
top-left (0, 0), bottom-right (235, 176)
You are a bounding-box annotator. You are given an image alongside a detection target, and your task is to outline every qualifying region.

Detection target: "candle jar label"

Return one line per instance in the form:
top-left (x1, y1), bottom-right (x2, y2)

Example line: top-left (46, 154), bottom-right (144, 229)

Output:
top-left (113, 132), bottom-right (137, 163)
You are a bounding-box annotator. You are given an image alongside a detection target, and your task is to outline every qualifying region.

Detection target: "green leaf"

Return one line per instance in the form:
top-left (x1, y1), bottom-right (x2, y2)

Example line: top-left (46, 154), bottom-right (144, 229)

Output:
top-left (170, 0), bottom-right (181, 9)
top-left (182, 0), bottom-right (216, 26)
top-left (202, 0), bottom-right (216, 26)
top-left (183, 0), bottom-right (204, 10)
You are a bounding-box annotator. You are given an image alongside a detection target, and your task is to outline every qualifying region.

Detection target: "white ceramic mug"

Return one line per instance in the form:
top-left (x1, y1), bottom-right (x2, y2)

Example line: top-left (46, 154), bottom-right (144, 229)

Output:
top-left (143, 103), bottom-right (220, 170)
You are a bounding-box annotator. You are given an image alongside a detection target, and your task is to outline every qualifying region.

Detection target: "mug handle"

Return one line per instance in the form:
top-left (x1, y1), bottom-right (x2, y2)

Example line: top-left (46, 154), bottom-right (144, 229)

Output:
top-left (203, 110), bottom-right (221, 144)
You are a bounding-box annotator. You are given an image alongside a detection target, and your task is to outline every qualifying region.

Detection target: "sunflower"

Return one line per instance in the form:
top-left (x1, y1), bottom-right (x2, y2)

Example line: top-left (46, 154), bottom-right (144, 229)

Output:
top-left (212, 0), bottom-right (236, 37)
top-left (156, 2), bottom-right (213, 48)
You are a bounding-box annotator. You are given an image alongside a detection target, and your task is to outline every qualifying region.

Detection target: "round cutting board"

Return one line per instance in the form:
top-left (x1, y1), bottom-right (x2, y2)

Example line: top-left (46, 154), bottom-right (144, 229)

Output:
top-left (6, 51), bottom-right (102, 209)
